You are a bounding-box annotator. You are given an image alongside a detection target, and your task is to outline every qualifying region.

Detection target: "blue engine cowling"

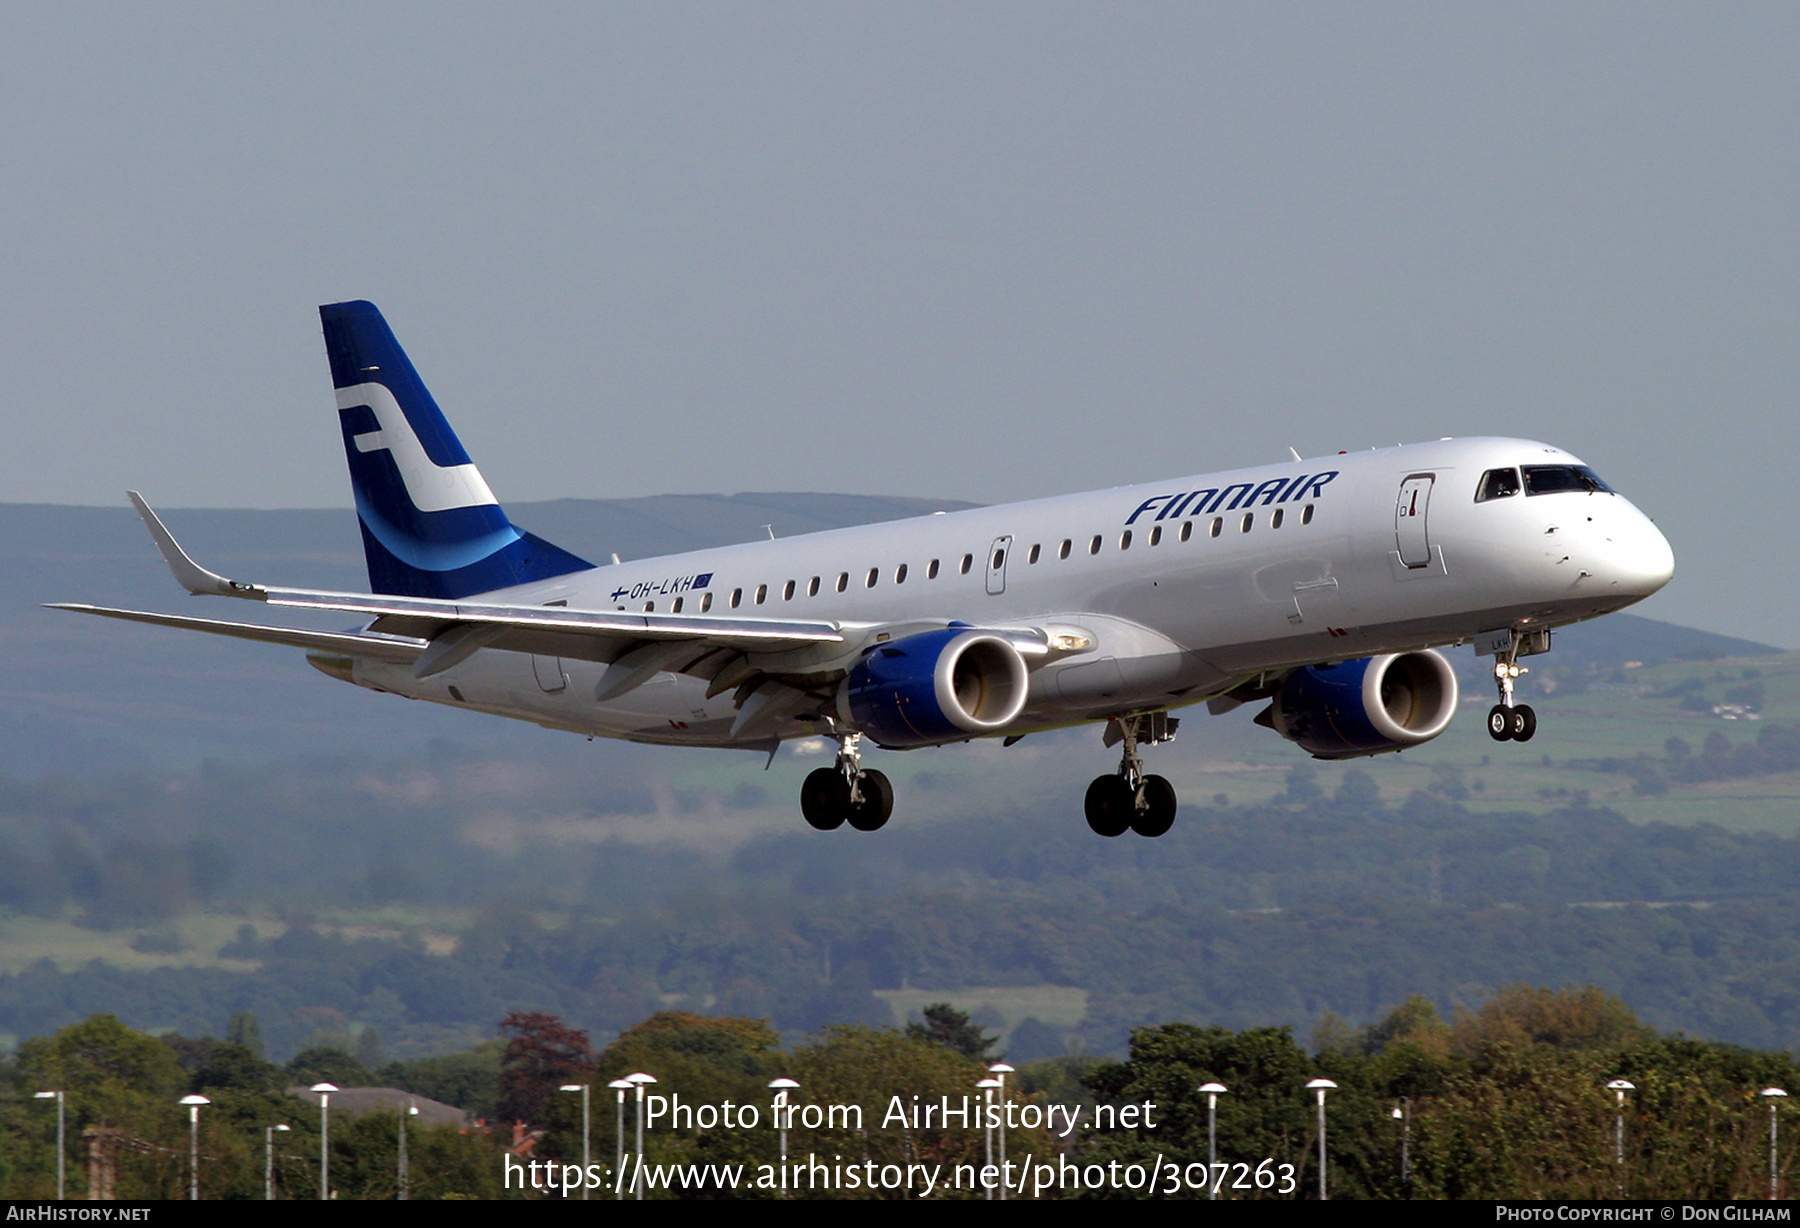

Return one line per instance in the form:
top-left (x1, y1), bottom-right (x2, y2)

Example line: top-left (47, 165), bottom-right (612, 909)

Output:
top-left (1264, 650), bottom-right (1459, 760)
top-left (838, 628), bottom-right (1031, 749)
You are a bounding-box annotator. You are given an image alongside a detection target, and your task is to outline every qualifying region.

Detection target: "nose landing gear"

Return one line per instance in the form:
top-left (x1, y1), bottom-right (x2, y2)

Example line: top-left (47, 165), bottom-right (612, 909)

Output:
top-left (800, 731), bottom-right (895, 832)
top-left (1085, 713), bottom-right (1179, 837)
top-left (1486, 636), bottom-right (1537, 743)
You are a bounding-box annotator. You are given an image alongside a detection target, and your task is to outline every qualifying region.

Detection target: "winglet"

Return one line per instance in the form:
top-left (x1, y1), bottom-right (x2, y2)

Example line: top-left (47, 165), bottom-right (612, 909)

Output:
top-left (127, 491), bottom-right (266, 599)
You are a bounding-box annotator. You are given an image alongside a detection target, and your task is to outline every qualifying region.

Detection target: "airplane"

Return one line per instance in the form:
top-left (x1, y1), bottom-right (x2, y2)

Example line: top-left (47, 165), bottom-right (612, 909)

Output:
top-left (53, 301), bottom-right (1675, 838)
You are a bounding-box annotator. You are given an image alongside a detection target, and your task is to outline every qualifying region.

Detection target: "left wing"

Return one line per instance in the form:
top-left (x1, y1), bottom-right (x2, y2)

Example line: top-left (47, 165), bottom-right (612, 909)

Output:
top-left (52, 494), bottom-right (845, 700)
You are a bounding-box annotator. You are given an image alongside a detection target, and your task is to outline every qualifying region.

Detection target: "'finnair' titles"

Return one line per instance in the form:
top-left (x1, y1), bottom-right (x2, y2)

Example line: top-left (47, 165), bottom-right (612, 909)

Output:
top-left (54, 301), bottom-right (1674, 837)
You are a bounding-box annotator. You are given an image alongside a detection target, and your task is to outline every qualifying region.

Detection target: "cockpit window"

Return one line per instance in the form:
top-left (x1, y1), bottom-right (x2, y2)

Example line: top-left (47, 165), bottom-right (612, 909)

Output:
top-left (1521, 464), bottom-right (1613, 496)
top-left (1476, 468), bottom-right (1521, 502)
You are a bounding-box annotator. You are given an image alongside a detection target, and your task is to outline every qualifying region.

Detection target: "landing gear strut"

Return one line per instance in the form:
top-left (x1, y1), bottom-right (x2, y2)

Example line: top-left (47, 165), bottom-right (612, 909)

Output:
top-left (1086, 713), bottom-right (1179, 838)
top-left (1487, 633), bottom-right (1537, 743)
top-left (800, 730), bottom-right (894, 832)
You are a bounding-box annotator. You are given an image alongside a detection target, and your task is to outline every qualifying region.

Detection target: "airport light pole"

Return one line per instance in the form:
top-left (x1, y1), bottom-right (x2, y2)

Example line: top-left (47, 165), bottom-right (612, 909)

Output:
top-left (179, 1095), bottom-right (210, 1199)
top-left (608, 1079), bottom-right (633, 1200)
top-left (396, 1100), bottom-right (419, 1200)
top-left (560, 1084), bottom-right (591, 1199)
top-left (769, 1077), bottom-right (799, 1196)
top-left (266, 1123), bottom-right (290, 1200)
top-left (33, 1091), bottom-right (64, 1200)
top-left (1606, 1079), bottom-right (1634, 1197)
top-left (1198, 1083), bottom-right (1227, 1200)
top-left (627, 1072), bottom-right (656, 1200)
top-left (311, 1083), bottom-right (338, 1200)
top-left (1762, 1088), bottom-right (1788, 1201)
top-left (1306, 1079), bottom-right (1338, 1200)
top-left (977, 1078), bottom-right (1001, 1200)
top-left (989, 1063), bottom-right (1014, 1201)
top-left (1393, 1097), bottom-right (1411, 1195)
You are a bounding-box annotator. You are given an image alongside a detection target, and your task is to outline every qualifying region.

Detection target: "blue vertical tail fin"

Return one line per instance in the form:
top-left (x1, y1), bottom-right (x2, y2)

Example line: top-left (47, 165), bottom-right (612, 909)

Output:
top-left (319, 300), bottom-right (593, 599)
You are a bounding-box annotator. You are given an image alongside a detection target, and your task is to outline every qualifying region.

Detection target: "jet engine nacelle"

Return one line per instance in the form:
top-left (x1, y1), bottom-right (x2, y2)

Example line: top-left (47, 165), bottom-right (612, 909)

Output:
top-left (840, 628), bottom-right (1030, 749)
top-left (1263, 649), bottom-right (1459, 760)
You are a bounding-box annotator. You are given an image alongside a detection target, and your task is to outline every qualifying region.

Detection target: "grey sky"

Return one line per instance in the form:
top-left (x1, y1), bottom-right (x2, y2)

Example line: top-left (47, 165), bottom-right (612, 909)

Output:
top-left (1, 5), bottom-right (1794, 642)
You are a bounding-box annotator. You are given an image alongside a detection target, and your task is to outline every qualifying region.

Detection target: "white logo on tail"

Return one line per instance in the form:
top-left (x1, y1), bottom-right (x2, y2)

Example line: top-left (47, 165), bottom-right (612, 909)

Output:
top-left (336, 382), bottom-right (499, 513)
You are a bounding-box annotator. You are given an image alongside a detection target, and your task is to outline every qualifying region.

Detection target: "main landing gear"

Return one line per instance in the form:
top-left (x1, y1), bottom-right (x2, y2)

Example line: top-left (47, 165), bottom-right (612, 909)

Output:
top-left (1487, 637), bottom-right (1537, 743)
top-left (1085, 713), bottom-right (1179, 838)
top-left (800, 732), bottom-right (894, 832)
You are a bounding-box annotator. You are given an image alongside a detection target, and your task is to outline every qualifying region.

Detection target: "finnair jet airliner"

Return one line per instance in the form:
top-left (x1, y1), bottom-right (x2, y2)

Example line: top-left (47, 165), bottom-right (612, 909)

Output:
top-left (55, 302), bottom-right (1674, 837)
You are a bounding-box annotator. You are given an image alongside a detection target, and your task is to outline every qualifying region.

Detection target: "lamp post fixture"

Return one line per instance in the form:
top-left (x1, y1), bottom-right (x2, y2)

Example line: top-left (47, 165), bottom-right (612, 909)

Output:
top-left (976, 1078), bottom-right (1001, 1200)
top-left (1762, 1088), bottom-right (1788, 1201)
top-left (769, 1077), bottom-right (799, 1196)
top-left (1606, 1079), bottom-right (1635, 1197)
top-left (178, 1095), bottom-right (210, 1200)
top-left (989, 1063), bottom-right (1014, 1202)
top-left (626, 1072), bottom-right (657, 1201)
top-left (310, 1083), bottom-right (338, 1201)
top-left (397, 1101), bottom-right (419, 1200)
top-left (560, 1084), bottom-right (591, 1200)
top-left (265, 1123), bottom-right (290, 1200)
top-left (1305, 1079), bottom-right (1338, 1200)
top-left (608, 1079), bottom-right (633, 1200)
top-left (33, 1091), bottom-right (64, 1200)
top-left (1393, 1097), bottom-right (1411, 1195)
top-left (1198, 1083), bottom-right (1228, 1200)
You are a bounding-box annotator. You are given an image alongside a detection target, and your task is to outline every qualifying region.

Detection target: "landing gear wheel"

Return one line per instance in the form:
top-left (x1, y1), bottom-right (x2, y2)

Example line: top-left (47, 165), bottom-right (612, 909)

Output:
top-left (1085, 775), bottom-right (1133, 838)
top-left (847, 769), bottom-right (895, 831)
top-left (801, 767), bottom-right (849, 830)
top-left (1510, 705), bottom-right (1537, 743)
top-left (1488, 705), bottom-right (1513, 741)
top-left (1131, 775), bottom-right (1178, 837)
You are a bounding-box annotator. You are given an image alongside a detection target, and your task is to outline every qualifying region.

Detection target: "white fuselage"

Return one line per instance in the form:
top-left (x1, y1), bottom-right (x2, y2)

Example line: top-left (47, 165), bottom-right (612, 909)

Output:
top-left (339, 437), bottom-right (1673, 748)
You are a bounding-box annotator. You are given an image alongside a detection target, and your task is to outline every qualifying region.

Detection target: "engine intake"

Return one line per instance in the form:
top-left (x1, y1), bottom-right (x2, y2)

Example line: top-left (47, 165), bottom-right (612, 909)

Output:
top-left (1263, 649), bottom-right (1459, 759)
top-left (840, 628), bottom-right (1030, 749)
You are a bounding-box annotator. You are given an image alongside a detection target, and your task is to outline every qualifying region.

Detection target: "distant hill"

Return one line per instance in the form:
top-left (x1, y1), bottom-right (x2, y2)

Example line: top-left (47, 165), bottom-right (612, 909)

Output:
top-left (0, 496), bottom-right (1766, 776)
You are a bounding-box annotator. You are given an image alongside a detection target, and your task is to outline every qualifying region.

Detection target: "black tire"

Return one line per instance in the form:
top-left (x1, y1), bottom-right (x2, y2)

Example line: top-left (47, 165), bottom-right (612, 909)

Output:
top-left (1084, 776), bottom-right (1132, 838)
top-left (1488, 705), bottom-right (1513, 741)
top-left (1131, 775), bottom-right (1178, 837)
top-left (1512, 704), bottom-right (1537, 743)
top-left (847, 769), bottom-right (895, 832)
top-left (801, 767), bottom-right (849, 830)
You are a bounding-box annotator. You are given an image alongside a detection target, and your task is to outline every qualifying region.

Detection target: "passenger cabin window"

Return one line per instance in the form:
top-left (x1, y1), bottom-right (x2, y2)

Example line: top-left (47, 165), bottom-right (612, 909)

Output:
top-left (1119, 530), bottom-right (1132, 550)
top-left (730, 588), bottom-right (743, 608)
top-left (808, 576), bottom-right (820, 597)
top-left (960, 554), bottom-right (973, 575)
top-left (1522, 464), bottom-right (1613, 496)
top-left (644, 602), bottom-right (654, 612)
top-left (1210, 518), bottom-right (1222, 538)
top-left (1149, 525), bottom-right (1162, 546)
top-left (866, 567), bottom-right (879, 588)
top-left (701, 592), bottom-right (713, 613)
top-left (1271, 509), bottom-right (1284, 529)
top-left (895, 563), bottom-right (908, 583)
top-left (927, 559), bottom-right (940, 579)
top-left (1302, 504), bottom-right (1315, 525)
top-left (783, 580), bottom-right (796, 600)
top-left (1028, 543), bottom-right (1040, 564)
top-left (836, 573), bottom-right (849, 593)
top-left (1476, 467), bottom-right (1522, 502)
top-left (1059, 539), bottom-right (1072, 560)
top-left (754, 584), bottom-right (767, 605)
top-left (1240, 513), bottom-right (1253, 533)
top-left (672, 597), bottom-right (683, 613)
top-left (1179, 521), bottom-right (1192, 542)
top-left (1089, 535), bottom-right (1102, 555)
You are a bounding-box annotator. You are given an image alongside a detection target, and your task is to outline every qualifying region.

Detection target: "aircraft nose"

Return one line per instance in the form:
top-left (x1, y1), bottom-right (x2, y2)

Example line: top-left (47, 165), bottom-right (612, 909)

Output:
top-left (1597, 503), bottom-right (1674, 598)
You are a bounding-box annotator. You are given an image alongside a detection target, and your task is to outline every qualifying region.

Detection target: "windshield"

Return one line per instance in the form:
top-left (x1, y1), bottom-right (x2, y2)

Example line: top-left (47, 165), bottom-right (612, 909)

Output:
top-left (1521, 465), bottom-right (1613, 496)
